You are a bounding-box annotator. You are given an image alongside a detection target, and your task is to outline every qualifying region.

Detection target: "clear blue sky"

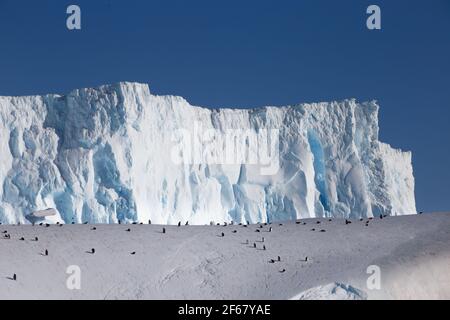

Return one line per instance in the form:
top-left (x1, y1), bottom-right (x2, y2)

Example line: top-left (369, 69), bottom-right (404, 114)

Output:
top-left (0, 0), bottom-right (449, 212)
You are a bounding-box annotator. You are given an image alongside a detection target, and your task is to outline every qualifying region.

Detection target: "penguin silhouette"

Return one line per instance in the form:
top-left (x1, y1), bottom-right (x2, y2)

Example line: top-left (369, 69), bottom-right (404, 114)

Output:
top-left (253, 243), bottom-right (257, 248)
top-left (263, 245), bottom-right (266, 250)
top-left (91, 248), bottom-right (95, 254)
top-left (178, 221), bottom-right (181, 227)
top-left (91, 227), bottom-right (97, 230)
top-left (45, 249), bottom-right (48, 256)
top-left (277, 256), bottom-right (281, 262)
top-left (148, 220), bottom-right (152, 224)
top-left (126, 228), bottom-right (131, 232)
top-left (269, 227), bottom-right (273, 232)
top-left (221, 232), bottom-right (225, 237)
top-left (34, 237), bottom-right (38, 241)
top-left (185, 221), bottom-right (189, 226)
top-left (13, 274), bottom-right (17, 281)
top-left (19, 237), bottom-right (25, 241)
top-left (279, 269), bottom-right (286, 273)
top-left (269, 259), bottom-right (275, 263)
top-left (130, 252), bottom-right (136, 255)
top-left (162, 227), bottom-right (166, 234)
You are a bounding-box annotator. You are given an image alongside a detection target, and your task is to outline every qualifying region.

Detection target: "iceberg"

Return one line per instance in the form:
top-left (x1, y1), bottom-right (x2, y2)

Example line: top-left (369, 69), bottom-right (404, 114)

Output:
top-left (0, 82), bottom-right (416, 224)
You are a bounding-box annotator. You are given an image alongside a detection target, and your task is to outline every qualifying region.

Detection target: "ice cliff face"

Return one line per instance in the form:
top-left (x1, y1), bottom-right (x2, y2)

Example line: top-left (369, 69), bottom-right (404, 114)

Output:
top-left (0, 82), bottom-right (416, 224)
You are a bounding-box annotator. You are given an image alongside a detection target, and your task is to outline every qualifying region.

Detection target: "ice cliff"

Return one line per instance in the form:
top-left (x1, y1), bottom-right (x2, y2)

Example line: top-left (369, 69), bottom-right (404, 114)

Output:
top-left (0, 82), bottom-right (416, 224)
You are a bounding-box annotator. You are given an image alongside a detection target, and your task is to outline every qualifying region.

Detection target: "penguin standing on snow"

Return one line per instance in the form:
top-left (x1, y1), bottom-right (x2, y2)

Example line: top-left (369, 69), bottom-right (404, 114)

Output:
top-left (178, 221), bottom-right (181, 227)
top-left (277, 256), bottom-right (281, 262)
top-left (162, 227), bottom-right (166, 234)
top-left (263, 245), bottom-right (266, 251)
top-left (13, 274), bottom-right (17, 281)
top-left (269, 227), bottom-right (273, 232)
top-left (221, 232), bottom-right (225, 237)
top-left (45, 249), bottom-right (48, 256)
top-left (253, 243), bottom-right (257, 248)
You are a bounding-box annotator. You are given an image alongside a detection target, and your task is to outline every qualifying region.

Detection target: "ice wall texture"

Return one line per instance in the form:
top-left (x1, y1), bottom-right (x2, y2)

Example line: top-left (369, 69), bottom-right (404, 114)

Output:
top-left (0, 82), bottom-right (416, 224)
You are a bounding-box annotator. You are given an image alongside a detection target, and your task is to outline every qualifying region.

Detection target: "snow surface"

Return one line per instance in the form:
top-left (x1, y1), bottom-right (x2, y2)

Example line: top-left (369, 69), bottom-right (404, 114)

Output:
top-left (0, 213), bottom-right (448, 299)
top-left (290, 282), bottom-right (367, 300)
top-left (0, 82), bottom-right (416, 224)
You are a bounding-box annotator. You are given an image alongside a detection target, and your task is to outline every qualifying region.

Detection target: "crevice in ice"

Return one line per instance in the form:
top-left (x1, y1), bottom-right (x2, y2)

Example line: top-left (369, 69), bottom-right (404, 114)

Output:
top-left (308, 131), bottom-right (330, 213)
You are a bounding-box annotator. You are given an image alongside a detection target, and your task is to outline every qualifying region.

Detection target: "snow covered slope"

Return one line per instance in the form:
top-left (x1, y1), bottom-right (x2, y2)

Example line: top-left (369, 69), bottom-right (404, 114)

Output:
top-left (1, 213), bottom-right (449, 299)
top-left (0, 82), bottom-right (416, 224)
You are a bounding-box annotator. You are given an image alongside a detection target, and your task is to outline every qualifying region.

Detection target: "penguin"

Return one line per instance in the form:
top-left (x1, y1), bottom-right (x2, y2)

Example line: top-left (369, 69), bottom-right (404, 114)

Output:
top-left (255, 229), bottom-right (260, 233)
top-left (148, 220), bottom-right (152, 225)
top-left (320, 229), bottom-right (326, 232)
top-left (253, 243), bottom-right (257, 248)
top-left (316, 221), bottom-right (321, 224)
top-left (13, 274), bottom-right (17, 281)
top-left (91, 227), bottom-right (97, 230)
top-left (304, 256), bottom-right (308, 262)
top-left (34, 237), bottom-right (38, 241)
top-left (232, 230), bottom-right (237, 233)
top-left (328, 219), bottom-right (332, 222)
top-left (162, 227), bottom-right (166, 234)
top-left (91, 248), bottom-right (96, 254)
top-left (185, 221), bottom-right (189, 226)
top-left (246, 221), bottom-right (250, 225)
top-left (269, 227), bottom-right (273, 232)
top-left (19, 237), bottom-right (25, 241)
top-left (279, 269), bottom-right (286, 273)
top-left (296, 221), bottom-right (301, 225)
top-left (311, 228), bottom-right (316, 231)
top-left (221, 232), bottom-right (225, 237)
top-left (277, 256), bottom-right (281, 262)
top-left (263, 245), bottom-right (266, 251)
top-left (45, 249), bottom-right (48, 256)
top-left (178, 221), bottom-right (181, 227)
top-left (345, 220), bottom-right (351, 225)
top-left (262, 237), bottom-right (265, 243)
top-left (269, 259), bottom-right (275, 263)
top-left (126, 228), bottom-right (131, 232)
top-left (130, 252), bottom-right (136, 255)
